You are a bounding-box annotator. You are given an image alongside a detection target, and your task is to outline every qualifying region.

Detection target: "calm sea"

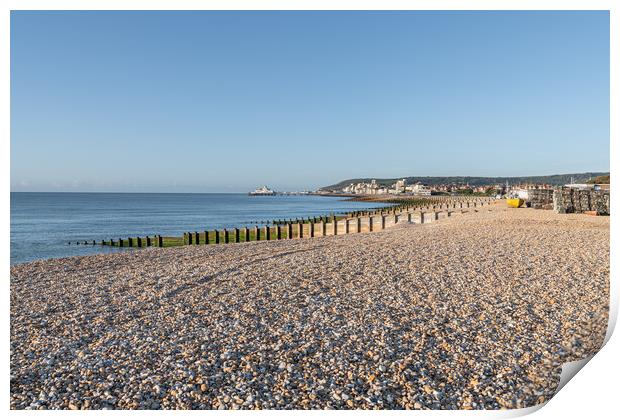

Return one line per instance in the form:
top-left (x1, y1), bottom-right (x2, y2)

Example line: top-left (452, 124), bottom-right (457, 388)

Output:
top-left (10, 192), bottom-right (386, 265)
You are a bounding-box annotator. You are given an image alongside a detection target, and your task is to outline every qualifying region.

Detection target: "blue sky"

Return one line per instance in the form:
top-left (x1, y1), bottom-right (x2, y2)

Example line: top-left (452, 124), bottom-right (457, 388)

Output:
top-left (11, 11), bottom-right (609, 192)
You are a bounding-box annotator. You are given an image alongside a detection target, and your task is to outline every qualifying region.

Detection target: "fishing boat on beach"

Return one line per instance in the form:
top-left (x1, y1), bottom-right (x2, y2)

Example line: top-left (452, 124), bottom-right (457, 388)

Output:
top-left (506, 188), bottom-right (527, 208)
top-left (506, 198), bottom-right (524, 208)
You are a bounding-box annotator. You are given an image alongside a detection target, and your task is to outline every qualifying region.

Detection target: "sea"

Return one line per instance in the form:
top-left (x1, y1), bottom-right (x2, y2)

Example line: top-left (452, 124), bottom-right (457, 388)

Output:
top-left (10, 192), bottom-right (387, 265)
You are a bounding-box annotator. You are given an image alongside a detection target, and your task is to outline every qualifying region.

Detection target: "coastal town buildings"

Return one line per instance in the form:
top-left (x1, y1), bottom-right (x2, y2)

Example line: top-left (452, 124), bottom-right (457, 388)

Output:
top-left (406, 183), bottom-right (432, 196)
top-left (343, 179), bottom-right (384, 195)
top-left (390, 179), bottom-right (407, 194)
top-left (342, 179), bottom-right (434, 196)
top-left (324, 179), bottom-right (576, 197)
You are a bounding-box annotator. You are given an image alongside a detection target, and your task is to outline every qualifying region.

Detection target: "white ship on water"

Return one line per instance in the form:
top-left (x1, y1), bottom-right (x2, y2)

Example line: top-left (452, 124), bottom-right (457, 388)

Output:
top-left (249, 186), bottom-right (276, 196)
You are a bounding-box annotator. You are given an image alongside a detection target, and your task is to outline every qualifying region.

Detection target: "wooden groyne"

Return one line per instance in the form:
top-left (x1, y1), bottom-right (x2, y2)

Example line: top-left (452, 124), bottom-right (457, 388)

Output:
top-left (70, 196), bottom-right (496, 248)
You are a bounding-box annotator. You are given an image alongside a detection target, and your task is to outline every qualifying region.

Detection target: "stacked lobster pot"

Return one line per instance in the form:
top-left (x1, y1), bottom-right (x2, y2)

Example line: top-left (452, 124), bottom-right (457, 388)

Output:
top-left (527, 188), bottom-right (554, 209)
top-left (552, 188), bottom-right (610, 215)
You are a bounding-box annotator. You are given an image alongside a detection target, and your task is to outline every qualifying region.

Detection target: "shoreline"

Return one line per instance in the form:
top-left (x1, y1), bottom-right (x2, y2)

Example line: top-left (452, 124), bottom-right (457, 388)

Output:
top-left (10, 205), bottom-right (609, 409)
top-left (10, 193), bottom-right (397, 266)
top-left (22, 198), bottom-right (492, 264)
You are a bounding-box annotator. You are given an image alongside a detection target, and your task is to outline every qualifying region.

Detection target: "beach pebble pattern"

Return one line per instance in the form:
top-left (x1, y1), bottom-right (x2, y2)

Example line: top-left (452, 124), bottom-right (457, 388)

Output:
top-left (10, 205), bottom-right (609, 410)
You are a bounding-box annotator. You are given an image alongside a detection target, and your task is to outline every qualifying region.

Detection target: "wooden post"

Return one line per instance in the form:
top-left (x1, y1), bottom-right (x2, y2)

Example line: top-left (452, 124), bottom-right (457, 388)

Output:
top-left (298, 222), bottom-right (303, 238)
top-left (394, 214), bottom-right (398, 225)
top-left (255, 226), bottom-right (260, 241)
top-left (345, 219), bottom-right (350, 234)
top-left (434, 211), bottom-right (439, 221)
top-left (420, 212), bottom-right (425, 224)
top-left (265, 226), bottom-right (270, 240)
top-left (288, 223), bottom-right (293, 239)
top-left (407, 213), bottom-right (412, 223)
top-left (137, 237), bottom-right (142, 247)
top-left (214, 230), bottom-right (220, 244)
top-left (333, 219), bottom-right (338, 235)
top-left (369, 216), bottom-right (374, 232)
top-left (381, 215), bottom-right (386, 230)
top-left (224, 229), bottom-right (229, 243)
top-left (244, 227), bottom-right (250, 242)
top-left (276, 225), bottom-right (282, 240)
top-left (119, 238), bottom-right (124, 248)
top-left (356, 217), bottom-right (361, 233)
top-left (320, 221), bottom-right (326, 236)
top-left (234, 228), bottom-right (240, 243)
top-left (157, 235), bottom-right (163, 247)
top-left (146, 236), bottom-right (151, 247)
top-left (128, 237), bottom-right (133, 247)
top-left (309, 221), bottom-right (315, 237)
top-left (204, 231), bottom-right (210, 245)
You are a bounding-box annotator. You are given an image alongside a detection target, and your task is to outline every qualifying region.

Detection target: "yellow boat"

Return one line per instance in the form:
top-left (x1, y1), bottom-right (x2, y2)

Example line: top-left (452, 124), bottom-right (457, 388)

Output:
top-left (506, 198), bottom-right (524, 208)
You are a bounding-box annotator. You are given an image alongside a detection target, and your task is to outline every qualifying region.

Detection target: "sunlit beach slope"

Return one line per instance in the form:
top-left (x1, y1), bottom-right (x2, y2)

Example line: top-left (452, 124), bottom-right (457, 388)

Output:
top-left (10, 204), bottom-right (609, 409)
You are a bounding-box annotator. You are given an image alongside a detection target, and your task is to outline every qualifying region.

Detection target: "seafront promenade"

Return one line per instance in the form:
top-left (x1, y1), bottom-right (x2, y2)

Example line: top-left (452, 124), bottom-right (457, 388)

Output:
top-left (10, 203), bottom-right (609, 410)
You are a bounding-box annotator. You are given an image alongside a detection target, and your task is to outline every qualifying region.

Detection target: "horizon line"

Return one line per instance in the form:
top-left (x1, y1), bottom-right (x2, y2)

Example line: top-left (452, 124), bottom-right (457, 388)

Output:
top-left (10, 170), bottom-right (610, 194)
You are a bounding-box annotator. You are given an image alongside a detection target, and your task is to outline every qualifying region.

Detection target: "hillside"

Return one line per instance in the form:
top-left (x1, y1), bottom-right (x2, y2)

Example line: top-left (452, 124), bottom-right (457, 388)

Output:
top-left (321, 172), bottom-right (609, 191)
top-left (585, 174), bottom-right (610, 184)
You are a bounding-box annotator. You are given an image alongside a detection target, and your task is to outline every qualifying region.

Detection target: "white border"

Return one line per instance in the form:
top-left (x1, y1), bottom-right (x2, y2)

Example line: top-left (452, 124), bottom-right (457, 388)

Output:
top-left (3, 1), bottom-right (616, 419)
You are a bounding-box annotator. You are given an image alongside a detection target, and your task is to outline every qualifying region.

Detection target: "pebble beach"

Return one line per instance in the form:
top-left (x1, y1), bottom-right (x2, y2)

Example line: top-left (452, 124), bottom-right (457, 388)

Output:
top-left (10, 204), bottom-right (609, 410)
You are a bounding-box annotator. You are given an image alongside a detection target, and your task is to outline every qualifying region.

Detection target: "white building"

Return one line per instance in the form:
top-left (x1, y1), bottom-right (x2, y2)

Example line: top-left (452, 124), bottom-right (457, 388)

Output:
top-left (409, 183), bottom-right (432, 196)
top-left (390, 178), bottom-right (407, 194)
top-left (343, 179), bottom-right (383, 195)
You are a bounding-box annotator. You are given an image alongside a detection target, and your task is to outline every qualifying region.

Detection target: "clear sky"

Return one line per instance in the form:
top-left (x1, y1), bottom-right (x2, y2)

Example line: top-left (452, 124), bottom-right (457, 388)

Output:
top-left (11, 11), bottom-right (609, 192)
